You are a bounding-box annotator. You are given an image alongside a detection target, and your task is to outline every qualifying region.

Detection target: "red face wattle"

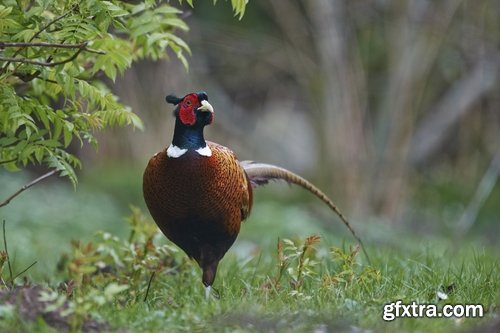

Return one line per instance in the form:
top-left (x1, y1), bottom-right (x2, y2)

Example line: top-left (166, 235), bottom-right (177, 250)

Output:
top-left (176, 93), bottom-right (214, 127)
top-left (178, 93), bottom-right (199, 126)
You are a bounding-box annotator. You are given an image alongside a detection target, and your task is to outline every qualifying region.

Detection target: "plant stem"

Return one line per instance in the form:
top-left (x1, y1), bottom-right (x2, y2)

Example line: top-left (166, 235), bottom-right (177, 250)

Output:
top-left (0, 170), bottom-right (57, 208)
top-left (2, 220), bottom-right (13, 286)
top-left (143, 271), bottom-right (156, 302)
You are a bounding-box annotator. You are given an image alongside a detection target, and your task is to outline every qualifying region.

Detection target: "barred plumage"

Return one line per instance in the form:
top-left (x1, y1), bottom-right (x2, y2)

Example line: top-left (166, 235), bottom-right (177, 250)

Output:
top-left (143, 92), bottom-right (368, 291)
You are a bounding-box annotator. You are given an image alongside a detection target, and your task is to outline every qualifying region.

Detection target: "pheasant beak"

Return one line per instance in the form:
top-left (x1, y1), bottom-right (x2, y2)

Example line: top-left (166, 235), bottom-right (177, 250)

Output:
top-left (198, 100), bottom-right (214, 113)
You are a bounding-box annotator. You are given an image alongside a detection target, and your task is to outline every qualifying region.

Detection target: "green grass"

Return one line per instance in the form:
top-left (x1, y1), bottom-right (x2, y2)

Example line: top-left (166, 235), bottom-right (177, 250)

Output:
top-left (47, 235), bottom-right (498, 333)
top-left (0, 170), bottom-right (498, 332)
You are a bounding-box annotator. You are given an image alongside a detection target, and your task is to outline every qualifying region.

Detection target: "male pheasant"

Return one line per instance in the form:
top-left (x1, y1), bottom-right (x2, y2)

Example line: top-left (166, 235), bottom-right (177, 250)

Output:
top-left (143, 92), bottom-right (368, 295)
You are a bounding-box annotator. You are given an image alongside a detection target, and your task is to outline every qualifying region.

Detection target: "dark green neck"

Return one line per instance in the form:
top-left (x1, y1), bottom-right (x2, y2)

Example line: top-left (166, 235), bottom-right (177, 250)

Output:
top-left (171, 119), bottom-right (207, 150)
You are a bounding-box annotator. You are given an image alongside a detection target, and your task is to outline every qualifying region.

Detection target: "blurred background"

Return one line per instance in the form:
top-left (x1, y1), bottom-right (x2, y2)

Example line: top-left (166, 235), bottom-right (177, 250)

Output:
top-left (1, 0), bottom-right (499, 279)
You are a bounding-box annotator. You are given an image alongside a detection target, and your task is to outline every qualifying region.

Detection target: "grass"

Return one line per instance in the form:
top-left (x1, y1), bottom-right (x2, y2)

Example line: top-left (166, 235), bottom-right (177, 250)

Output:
top-left (0, 170), bottom-right (498, 332)
top-left (53, 237), bottom-right (500, 332)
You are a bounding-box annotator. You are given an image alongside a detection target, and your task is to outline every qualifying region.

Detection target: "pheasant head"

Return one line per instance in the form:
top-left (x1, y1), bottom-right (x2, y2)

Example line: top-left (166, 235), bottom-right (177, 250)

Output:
top-left (165, 92), bottom-right (214, 158)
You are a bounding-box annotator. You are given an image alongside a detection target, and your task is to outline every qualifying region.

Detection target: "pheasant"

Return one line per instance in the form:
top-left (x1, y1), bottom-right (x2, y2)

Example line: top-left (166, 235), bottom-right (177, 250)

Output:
top-left (143, 92), bottom-right (368, 296)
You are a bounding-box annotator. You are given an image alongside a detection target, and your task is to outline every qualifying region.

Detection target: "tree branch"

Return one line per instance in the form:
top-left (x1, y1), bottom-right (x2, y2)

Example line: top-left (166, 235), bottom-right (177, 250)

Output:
top-left (0, 170), bottom-right (57, 208)
top-left (0, 47), bottom-right (86, 67)
top-left (410, 54), bottom-right (500, 165)
top-left (455, 145), bottom-right (500, 237)
top-left (0, 42), bottom-right (105, 54)
top-left (0, 11), bottom-right (72, 73)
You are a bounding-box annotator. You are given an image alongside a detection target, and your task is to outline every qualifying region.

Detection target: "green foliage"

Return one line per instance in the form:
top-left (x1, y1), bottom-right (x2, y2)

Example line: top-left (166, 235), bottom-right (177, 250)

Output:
top-left (61, 206), bottom-right (185, 298)
top-left (228, 0), bottom-right (248, 19)
top-left (268, 235), bottom-right (381, 299)
top-left (0, 0), bottom-right (248, 186)
top-left (0, 207), bottom-right (190, 331)
top-left (181, 0), bottom-right (248, 19)
top-left (53, 206), bottom-right (190, 329)
top-left (325, 245), bottom-right (381, 291)
top-left (0, 205), bottom-right (497, 332)
top-left (272, 235), bottom-right (321, 290)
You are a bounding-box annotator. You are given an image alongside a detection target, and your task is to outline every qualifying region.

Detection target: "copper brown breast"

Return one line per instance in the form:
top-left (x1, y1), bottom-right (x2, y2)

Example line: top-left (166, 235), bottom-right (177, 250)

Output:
top-left (143, 141), bottom-right (252, 285)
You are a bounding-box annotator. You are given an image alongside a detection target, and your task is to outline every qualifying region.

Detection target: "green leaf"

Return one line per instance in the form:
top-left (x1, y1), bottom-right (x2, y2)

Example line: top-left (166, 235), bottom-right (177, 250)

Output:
top-left (34, 146), bottom-right (45, 163)
top-left (33, 105), bottom-right (51, 130)
top-left (0, 5), bottom-right (13, 18)
top-left (155, 4), bottom-right (183, 15)
top-left (163, 32), bottom-right (191, 54)
top-left (103, 62), bottom-right (117, 81)
top-left (231, 0), bottom-right (248, 20)
top-left (11, 140), bottom-right (28, 156)
top-left (169, 43), bottom-right (189, 70)
top-left (53, 117), bottom-right (63, 140)
top-left (162, 18), bottom-right (189, 31)
top-left (102, 1), bottom-right (129, 17)
top-left (63, 125), bottom-right (73, 147)
top-left (0, 137), bottom-right (18, 146)
top-left (40, 140), bottom-right (62, 148)
top-left (131, 21), bottom-right (158, 37)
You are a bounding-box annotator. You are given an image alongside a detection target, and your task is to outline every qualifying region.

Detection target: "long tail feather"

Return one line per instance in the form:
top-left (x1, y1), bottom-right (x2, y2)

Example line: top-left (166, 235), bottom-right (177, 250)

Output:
top-left (240, 161), bottom-right (371, 263)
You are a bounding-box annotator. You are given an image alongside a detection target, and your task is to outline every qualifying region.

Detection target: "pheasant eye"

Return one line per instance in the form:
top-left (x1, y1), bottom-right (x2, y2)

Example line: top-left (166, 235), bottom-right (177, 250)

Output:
top-left (185, 100), bottom-right (191, 106)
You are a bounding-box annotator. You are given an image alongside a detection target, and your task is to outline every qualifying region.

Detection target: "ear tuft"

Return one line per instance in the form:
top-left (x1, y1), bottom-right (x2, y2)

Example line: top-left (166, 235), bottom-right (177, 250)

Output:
top-left (166, 94), bottom-right (183, 105)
